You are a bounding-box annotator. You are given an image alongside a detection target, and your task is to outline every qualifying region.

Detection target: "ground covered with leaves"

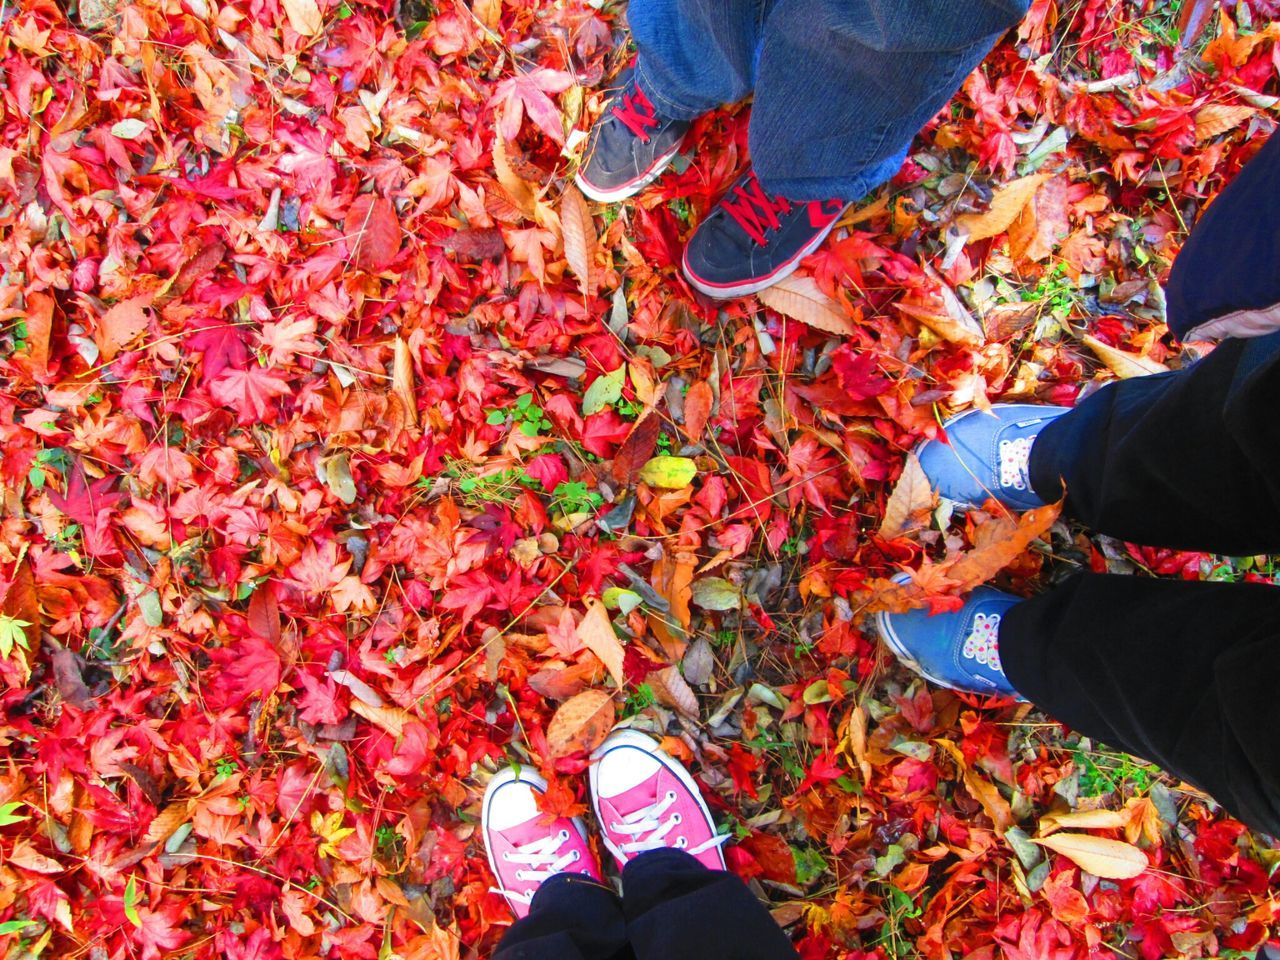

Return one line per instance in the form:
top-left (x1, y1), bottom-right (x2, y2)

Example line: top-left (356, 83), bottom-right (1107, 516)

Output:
top-left (1, 0), bottom-right (1279, 956)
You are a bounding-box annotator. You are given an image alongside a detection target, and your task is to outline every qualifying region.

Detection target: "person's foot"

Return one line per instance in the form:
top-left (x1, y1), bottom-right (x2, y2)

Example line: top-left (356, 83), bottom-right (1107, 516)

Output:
top-left (575, 74), bottom-right (691, 203)
top-left (482, 766), bottom-right (603, 918)
top-left (916, 404), bottom-right (1070, 511)
top-left (589, 729), bottom-right (728, 870)
top-left (875, 574), bottom-right (1022, 697)
top-left (681, 166), bottom-right (847, 299)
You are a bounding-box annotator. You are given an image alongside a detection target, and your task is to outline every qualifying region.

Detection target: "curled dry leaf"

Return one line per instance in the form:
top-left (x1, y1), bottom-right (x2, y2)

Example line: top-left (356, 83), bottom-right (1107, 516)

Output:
top-left (1039, 808), bottom-right (1127, 836)
top-left (1081, 334), bottom-right (1169, 379)
top-left (955, 173), bottom-right (1049, 241)
top-left (576, 597), bottom-right (625, 689)
top-left (546, 688), bottom-right (616, 758)
top-left (1034, 832), bottom-right (1148, 880)
top-left (878, 452), bottom-right (935, 540)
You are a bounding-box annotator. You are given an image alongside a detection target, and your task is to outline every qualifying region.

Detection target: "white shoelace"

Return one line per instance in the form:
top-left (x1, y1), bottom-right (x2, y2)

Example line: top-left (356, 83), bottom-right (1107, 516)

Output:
top-left (610, 791), bottom-right (730, 857)
top-left (490, 829), bottom-right (582, 905)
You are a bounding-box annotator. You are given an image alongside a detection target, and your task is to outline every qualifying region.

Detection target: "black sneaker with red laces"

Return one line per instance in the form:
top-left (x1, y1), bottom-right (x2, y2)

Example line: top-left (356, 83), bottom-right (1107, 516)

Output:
top-left (575, 74), bottom-right (691, 203)
top-left (681, 167), bottom-right (847, 299)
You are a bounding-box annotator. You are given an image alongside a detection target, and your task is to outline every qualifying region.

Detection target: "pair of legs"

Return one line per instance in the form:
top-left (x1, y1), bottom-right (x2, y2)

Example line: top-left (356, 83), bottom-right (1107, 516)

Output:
top-left (494, 850), bottom-right (797, 960)
top-left (577, 0), bottom-right (1029, 297)
top-left (884, 328), bottom-right (1280, 839)
top-left (485, 731), bottom-right (794, 958)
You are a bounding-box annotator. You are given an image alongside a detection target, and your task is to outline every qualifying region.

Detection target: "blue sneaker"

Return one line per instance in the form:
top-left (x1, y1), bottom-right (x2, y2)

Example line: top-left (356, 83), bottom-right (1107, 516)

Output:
top-left (875, 575), bottom-right (1023, 697)
top-left (916, 404), bottom-right (1069, 511)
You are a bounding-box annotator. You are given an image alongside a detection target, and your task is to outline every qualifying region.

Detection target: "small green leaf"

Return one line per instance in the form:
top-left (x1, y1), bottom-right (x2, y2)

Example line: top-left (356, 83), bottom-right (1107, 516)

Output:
top-left (690, 577), bottom-right (741, 611)
top-left (0, 615), bottom-right (31, 660)
top-left (582, 365), bottom-right (625, 416)
top-left (123, 875), bottom-right (142, 928)
top-left (0, 801), bottom-right (28, 827)
top-left (638, 456), bottom-right (697, 489)
top-left (137, 591), bottom-right (163, 628)
top-left (485, 409), bottom-right (506, 425)
top-left (602, 587), bottom-right (643, 615)
top-left (0, 919), bottom-right (37, 935)
top-left (802, 679), bottom-right (832, 705)
top-left (110, 118), bottom-right (148, 139)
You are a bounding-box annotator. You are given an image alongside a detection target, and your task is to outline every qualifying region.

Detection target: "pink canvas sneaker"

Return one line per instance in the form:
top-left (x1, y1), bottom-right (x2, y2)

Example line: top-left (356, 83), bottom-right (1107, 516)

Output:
top-left (481, 767), bottom-right (603, 918)
top-left (589, 729), bottom-right (728, 870)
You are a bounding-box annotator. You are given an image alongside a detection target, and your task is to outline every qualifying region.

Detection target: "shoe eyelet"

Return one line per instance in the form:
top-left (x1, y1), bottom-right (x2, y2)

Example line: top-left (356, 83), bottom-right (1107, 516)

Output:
top-left (558, 829), bottom-right (569, 840)
top-left (676, 837), bottom-right (687, 848)
top-left (515, 870), bottom-right (527, 881)
top-left (671, 813), bottom-right (682, 824)
top-left (501, 852), bottom-right (511, 862)
top-left (571, 851), bottom-right (581, 861)
top-left (665, 791), bottom-right (677, 802)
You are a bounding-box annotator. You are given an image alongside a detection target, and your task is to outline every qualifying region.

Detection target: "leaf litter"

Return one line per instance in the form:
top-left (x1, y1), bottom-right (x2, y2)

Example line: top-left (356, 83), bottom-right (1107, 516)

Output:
top-left (0, 0), bottom-right (1277, 957)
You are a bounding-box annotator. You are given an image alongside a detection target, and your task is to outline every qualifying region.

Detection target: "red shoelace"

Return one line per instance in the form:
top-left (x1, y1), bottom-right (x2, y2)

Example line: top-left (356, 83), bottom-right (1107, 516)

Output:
top-left (720, 172), bottom-right (794, 246)
top-left (611, 86), bottom-right (660, 143)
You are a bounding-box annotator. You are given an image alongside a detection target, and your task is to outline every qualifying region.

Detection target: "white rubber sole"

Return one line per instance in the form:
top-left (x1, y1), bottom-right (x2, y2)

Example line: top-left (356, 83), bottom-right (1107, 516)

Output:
top-left (575, 143), bottom-right (683, 204)
top-left (681, 212), bottom-right (842, 300)
top-left (588, 729), bottom-right (725, 869)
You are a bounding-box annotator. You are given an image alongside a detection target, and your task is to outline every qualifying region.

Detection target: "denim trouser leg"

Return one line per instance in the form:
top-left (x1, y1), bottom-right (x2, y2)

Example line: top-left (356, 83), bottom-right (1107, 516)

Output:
top-left (630, 0), bottom-right (1030, 200)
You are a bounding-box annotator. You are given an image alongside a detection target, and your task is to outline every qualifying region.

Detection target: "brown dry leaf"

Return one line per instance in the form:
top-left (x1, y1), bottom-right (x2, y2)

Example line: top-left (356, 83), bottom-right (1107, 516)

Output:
top-left (493, 135), bottom-right (536, 218)
top-left (143, 801), bottom-right (193, 847)
top-left (682, 380), bottom-right (713, 442)
top-left (956, 173), bottom-right (1050, 241)
top-left (1081, 334), bottom-right (1169, 379)
top-left (893, 299), bottom-right (983, 348)
top-left (282, 0), bottom-right (322, 35)
top-left (1039, 808), bottom-right (1127, 836)
top-left (937, 739), bottom-right (1013, 834)
top-left (757, 275), bottom-right (855, 337)
top-left (559, 184), bottom-right (597, 298)
top-left (96, 294), bottom-right (154, 362)
top-left (577, 597), bottom-right (625, 689)
top-left (1008, 175), bottom-right (1069, 263)
top-left (350, 701), bottom-right (414, 738)
top-left (8, 842), bottom-right (64, 874)
top-left (22, 292), bottom-right (54, 376)
top-left (879, 452), bottom-right (935, 540)
top-left (946, 502), bottom-right (1062, 592)
top-left (1034, 833), bottom-right (1148, 879)
top-left (393, 336), bottom-right (418, 428)
top-left (1194, 104), bottom-right (1256, 142)
top-left (611, 414), bottom-right (661, 486)
top-left (546, 688), bottom-right (616, 758)
top-left (648, 665), bottom-right (699, 717)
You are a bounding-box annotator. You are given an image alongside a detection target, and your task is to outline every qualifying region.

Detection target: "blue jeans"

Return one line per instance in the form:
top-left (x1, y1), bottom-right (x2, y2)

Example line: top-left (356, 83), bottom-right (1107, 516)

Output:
top-left (629, 0), bottom-right (1030, 200)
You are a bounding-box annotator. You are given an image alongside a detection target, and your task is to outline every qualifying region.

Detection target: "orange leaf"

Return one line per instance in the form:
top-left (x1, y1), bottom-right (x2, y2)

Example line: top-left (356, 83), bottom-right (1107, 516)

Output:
top-left (96, 294), bottom-right (154, 362)
top-left (576, 597), bottom-right (625, 689)
top-left (393, 336), bottom-right (418, 428)
top-left (1034, 833), bottom-right (1148, 879)
top-left (546, 688), bottom-right (616, 758)
top-left (559, 184), bottom-right (597, 298)
top-left (682, 380), bottom-right (713, 442)
top-left (1194, 104), bottom-right (1255, 143)
top-left (143, 801), bottom-right (193, 847)
top-left (955, 173), bottom-right (1049, 241)
top-left (878, 452), bottom-right (935, 540)
top-left (22, 291), bottom-right (54, 376)
top-left (648, 665), bottom-right (698, 717)
top-left (945, 501), bottom-right (1061, 592)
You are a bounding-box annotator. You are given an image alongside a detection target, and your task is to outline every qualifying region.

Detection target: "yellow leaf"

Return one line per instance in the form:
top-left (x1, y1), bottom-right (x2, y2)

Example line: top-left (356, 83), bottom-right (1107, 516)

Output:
top-left (311, 810), bottom-right (355, 859)
top-left (282, 0), bottom-right (322, 35)
top-left (1081, 334), bottom-right (1168, 379)
top-left (350, 700), bottom-right (414, 738)
top-left (576, 597), bottom-right (625, 689)
top-left (1034, 832), bottom-right (1148, 879)
top-left (878, 452), bottom-right (935, 540)
top-left (559, 184), bottom-right (597, 298)
top-left (638, 456), bottom-right (697, 489)
top-left (956, 174), bottom-right (1050, 241)
top-left (757, 275), bottom-right (856, 337)
top-left (1039, 808), bottom-right (1127, 836)
top-left (546, 688), bottom-right (616, 758)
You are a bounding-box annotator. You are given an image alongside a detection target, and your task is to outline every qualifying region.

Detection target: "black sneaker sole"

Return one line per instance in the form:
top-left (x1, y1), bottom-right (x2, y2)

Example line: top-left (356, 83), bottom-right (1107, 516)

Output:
top-left (680, 214), bottom-right (842, 299)
top-left (574, 141), bottom-right (683, 203)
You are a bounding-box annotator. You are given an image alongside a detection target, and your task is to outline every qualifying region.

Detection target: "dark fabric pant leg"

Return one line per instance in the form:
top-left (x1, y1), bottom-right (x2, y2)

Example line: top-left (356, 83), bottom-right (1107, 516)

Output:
top-left (1000, 572), bottom-right (1280, 837)
top-left (1029, 330), bottom-right (1280, 555)
top-left (622, 849), bottom-right (799, 960)
top-left (493, 874), bottom-right (631, 960)
top-left (629, 0), bottom-right (1029, 199)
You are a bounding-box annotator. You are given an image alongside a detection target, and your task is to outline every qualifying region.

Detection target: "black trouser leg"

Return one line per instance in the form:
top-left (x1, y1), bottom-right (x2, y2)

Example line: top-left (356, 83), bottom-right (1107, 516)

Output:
top-left (622, 850), bottom-right (798, 960)
top-left (1000, 573), bottom-right (1280, 837)
top-left (493, 874), bottom-right (631, 960)
top-left (1028, 330), bottom-right (1280, 555)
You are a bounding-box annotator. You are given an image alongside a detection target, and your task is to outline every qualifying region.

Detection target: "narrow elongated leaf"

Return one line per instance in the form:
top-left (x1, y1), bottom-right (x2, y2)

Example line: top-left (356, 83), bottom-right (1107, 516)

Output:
top-left (1034, 833), bottom-right (1148, 879)
top-left (559, 184), bottom-right (597, 298)
top-left (757, 276), bottom-right (855, 337)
